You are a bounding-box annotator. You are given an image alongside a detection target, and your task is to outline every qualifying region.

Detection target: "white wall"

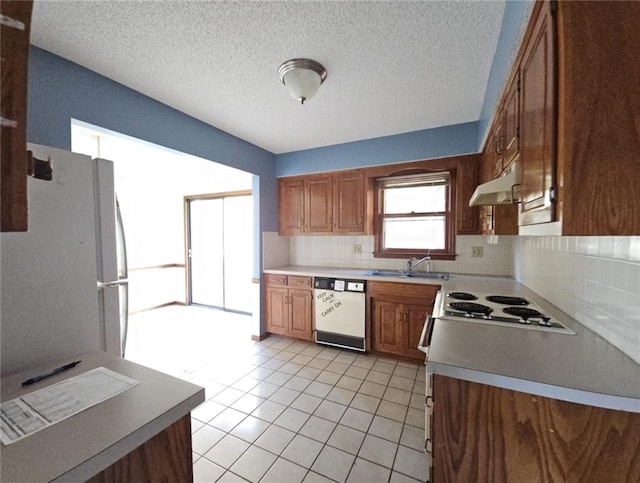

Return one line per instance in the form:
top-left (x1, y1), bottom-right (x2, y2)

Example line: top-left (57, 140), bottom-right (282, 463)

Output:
top-left (290, 235), bottom-right (514, 276)
top-left (514, 236), bottom-right (640, 364)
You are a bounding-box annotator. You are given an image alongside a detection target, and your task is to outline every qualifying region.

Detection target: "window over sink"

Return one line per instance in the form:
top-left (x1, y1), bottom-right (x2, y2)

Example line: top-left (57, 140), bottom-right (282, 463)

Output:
top-left (373, 171), bottom-right (455, 260)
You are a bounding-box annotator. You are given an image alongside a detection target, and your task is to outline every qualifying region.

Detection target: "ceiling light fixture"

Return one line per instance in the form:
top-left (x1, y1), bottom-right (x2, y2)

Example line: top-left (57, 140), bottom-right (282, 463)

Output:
top-left (278, 58), bottom-right (327, 105)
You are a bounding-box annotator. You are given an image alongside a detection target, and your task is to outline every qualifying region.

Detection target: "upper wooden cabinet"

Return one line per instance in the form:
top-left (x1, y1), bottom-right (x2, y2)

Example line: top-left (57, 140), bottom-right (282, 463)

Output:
top-left (455, 155), bottom-right (480, 235)
top-left (278, 170), bottom-right (367, 235)
top-left (484, 0), bottom-right (640, 235)
top-left (502, 74), bottom-right (520, 170)
top-left (555, 0), bottom-right (640, 235)
top-left (333, 172), bottom-right (365, 233)
top-left (278, 178), bottom-right (306, 234)
top-left (1, 0), bottom-right (33, 232)
top-left (519, 0), bottom-right (556, 226)
top-left (306, 175), bottom-right (333, 233)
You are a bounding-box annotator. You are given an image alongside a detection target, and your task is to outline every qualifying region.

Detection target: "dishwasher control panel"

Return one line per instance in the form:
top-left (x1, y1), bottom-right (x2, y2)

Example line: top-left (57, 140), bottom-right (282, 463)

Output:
top-left (314, 277), bottom-right (366, 292)
top-left (346, 281), bottom-right (365, 292)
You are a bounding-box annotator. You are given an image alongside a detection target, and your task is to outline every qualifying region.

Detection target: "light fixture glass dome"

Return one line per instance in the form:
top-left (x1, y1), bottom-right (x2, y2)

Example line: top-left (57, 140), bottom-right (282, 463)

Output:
top-left (278, 59), bottom-right (327, 104)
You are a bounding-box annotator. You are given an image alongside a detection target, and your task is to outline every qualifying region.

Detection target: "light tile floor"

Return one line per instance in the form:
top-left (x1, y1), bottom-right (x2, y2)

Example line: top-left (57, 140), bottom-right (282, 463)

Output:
top-left (126, 306), bottom-right (429, 483)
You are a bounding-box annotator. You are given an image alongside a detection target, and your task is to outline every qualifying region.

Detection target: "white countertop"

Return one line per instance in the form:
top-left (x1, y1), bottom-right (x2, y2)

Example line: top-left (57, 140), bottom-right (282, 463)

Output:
top-left (0, 352), bottom-right (205, 482)
top-left (264, 266), bottom-right (640, 413)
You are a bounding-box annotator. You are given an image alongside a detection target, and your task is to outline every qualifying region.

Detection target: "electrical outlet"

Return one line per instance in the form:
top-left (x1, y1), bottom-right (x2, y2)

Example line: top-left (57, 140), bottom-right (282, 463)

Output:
top-left (471, 246), bottom-right (484, 258)
top-left (353, 244), bottom-right (362, 254)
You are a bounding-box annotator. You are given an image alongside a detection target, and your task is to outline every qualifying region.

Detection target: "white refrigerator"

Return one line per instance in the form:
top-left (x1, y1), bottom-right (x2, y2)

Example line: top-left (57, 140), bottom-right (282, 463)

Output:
top-left (1, 144), bottom-right (128, 376)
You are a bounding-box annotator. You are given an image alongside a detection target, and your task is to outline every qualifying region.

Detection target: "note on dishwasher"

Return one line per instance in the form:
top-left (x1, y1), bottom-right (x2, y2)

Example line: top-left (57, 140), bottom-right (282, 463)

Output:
top-left (1, 367), bottom-right (139, 445)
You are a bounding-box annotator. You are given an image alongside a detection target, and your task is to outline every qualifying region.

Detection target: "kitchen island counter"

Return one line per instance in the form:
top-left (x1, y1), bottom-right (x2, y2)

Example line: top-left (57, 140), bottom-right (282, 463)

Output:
top-left (264, 265), bottom-right (640, 412)
top-left (1, 351), bottom-right (205, 482)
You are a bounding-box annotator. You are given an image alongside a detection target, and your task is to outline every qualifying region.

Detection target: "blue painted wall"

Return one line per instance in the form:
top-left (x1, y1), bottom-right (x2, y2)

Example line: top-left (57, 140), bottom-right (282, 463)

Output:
top-left (275, 121), bottom-right (479, 177)
top-left (27, 47), bottom-right (277, 282)
top-left (477, 0), bottom-right (533, 147)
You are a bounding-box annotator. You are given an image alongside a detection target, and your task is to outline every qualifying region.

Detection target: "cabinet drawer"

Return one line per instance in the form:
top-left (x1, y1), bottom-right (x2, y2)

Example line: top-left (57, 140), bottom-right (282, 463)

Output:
top-left (369, 281), bottom-right (439, 302)
top-left (288, 276), bottom-right (312, 288)
top-left (266, 274), bottom-right (287, 286)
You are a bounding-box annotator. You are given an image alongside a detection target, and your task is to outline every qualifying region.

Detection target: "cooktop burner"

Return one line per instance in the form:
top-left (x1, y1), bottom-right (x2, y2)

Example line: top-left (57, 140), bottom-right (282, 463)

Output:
top-left (448, 292), bottom-right (478, 301)
top-left (503, 307), bottom-right (543, 318)
top-left (486, 295), bottom-right (529, 306)
top-left (441, 291), bottom-right (575, 334)
top-left (448, 302), bottom-right (492, 315)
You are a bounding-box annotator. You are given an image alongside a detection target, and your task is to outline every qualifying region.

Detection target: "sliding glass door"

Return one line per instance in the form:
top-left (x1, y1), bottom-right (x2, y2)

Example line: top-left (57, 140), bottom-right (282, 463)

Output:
top-left (186, 193), bottom-right (252, 313)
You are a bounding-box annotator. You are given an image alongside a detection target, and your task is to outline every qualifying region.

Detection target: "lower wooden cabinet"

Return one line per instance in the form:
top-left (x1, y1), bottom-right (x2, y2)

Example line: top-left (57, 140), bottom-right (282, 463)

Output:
top-left (87, 415), bottom-right (193, 483)
top-left (432, 375), bottom-right (640, 482)
top-left (369, 282), bottom-right (439, 361)
top-left (265, 274), bottom-right (313, 341)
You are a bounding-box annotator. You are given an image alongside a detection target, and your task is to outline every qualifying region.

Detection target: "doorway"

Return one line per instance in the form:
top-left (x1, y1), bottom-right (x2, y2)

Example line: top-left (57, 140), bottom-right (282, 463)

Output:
top-left (186, 192), bottom-right (253, 314)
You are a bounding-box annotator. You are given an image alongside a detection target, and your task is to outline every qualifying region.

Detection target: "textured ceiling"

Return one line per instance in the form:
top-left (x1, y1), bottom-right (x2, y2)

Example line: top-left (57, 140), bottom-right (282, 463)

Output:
top-left (31, 1), bottom-right (505, 154)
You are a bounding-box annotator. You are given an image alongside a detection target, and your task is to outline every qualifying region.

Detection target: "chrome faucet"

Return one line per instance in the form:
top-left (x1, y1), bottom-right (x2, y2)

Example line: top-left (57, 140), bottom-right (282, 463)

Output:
top-left (407, 255), bottom-right (431, 273)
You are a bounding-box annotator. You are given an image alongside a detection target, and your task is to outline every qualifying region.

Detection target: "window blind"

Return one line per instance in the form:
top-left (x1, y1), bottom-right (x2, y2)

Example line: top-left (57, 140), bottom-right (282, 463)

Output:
top-left (377, 172), bottom-right (449, 189)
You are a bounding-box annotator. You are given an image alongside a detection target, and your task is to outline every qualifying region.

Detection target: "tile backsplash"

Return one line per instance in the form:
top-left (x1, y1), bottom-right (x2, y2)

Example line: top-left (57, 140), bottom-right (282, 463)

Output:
top-left (289, 235), bottom-right (514, 276)
top-left (514, 236), bottom-right (640, 363)
top-left (263, 231), bottom-right (640, 364)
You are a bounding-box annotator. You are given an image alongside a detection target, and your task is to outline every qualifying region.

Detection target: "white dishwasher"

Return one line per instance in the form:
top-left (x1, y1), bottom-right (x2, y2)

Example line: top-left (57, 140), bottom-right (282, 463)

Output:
top-left (313, 277), bottom-right (366, 352)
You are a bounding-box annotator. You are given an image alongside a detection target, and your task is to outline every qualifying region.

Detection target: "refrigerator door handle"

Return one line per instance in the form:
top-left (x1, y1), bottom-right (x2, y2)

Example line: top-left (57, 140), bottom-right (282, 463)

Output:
top-left (97, 279), bottom-right (129, 289)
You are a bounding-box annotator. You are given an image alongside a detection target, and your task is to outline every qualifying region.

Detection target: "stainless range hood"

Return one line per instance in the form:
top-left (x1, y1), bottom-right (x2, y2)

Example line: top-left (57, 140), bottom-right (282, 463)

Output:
top-left (469, 164), bottom-right (520, 206)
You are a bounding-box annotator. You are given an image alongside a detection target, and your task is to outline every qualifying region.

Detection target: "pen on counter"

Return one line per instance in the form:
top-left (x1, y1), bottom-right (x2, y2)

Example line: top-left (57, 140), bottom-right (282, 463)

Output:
top-left (22, 360), bottom-right (82, 386)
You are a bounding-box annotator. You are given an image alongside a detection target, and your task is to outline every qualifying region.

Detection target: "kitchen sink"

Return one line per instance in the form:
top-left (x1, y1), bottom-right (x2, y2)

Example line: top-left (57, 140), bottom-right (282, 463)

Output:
top-left (363, 270), bottom-right (450, 280)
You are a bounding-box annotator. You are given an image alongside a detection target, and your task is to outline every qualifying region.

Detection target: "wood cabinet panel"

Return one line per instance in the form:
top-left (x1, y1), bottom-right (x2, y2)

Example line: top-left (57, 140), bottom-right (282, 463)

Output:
top-left (289, 288), bottom-right (313, 340)
top-left (519, 0), bottom-right (556, 226)
top-left (455, 155), bottom-right (480, 235)
top-left (484, 0), bottom-right (640, 235)
top-left (1, 0), bottom-right (33, 232)
top-left (556, 0), bottom-right (640, 235)
top-left (370, 282), bottom-right (440, 361)
top-left (306, 175), bottom-right (333, 233)
top-left (278, 178), bottom-right (305, 234)
top-left (266, 286), bottom-right (289, 335)
top-left (288, 276), bottom-right (312, 288)
top-left (502, 74), bottom-right (520, 169)
top-left (265, 274), bottom-right (287, 286)
top-left (369, 281), bottom-right (439, 300)
top-left (491, 119), bottom-right (504, 178)
top-left (333, 172), bottom-right (365, 233)
top-left (432, 375), bottom-right (640, 483)
top-left (278, 170), bottom-right (368, 235)
top-left (265, 275), bottom-right (313, 341)
top-left (87, 415), bottom-right (193, 483)
top-left (404, 303), bottom-right (431, 360)
top-left (373, 300), bottom-right (404, 356)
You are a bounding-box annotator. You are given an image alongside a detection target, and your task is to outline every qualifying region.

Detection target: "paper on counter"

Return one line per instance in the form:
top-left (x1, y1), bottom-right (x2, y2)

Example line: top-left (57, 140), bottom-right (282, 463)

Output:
top-left (0, 367), bottom-right (139, 445)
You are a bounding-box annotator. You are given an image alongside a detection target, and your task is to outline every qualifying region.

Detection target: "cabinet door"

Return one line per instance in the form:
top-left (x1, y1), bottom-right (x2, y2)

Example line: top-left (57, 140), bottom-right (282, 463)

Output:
top-left (266, 287), bottom-right (289, 335)
top-left (305, 175), bottom-right (333, 233)
top-left (403, 303), bottom-right (431, 360)
top-left (289, 288), bottom-right (313, 341)
top-left (1, 0), bottom-right (33, 232)
top-left (502, 74), bottom-right (520, 169)
top-left (519, 0), bottom-right (556, 225)
top-left (278, 178), bottom-right (305, 234)
top-left (493, 204), bottom-right (519, 235)
top-left (372, 299), bottom-right (404, 356)
top-left (333, 172), bottom-right (365, 233)
top-left (491, 119), bottom-right (505, 178)
top-left (455, 156), bottom-right (480, 235)
top-left (432, 375), bottom-right (640, 482)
